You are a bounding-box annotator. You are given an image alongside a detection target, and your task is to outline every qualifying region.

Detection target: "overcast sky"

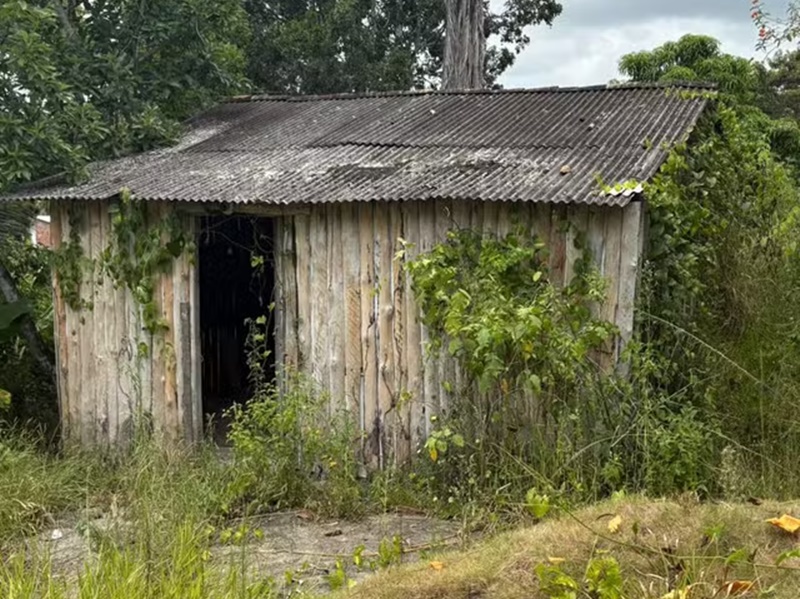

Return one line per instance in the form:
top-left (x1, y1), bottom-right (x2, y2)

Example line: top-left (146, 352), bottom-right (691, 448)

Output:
top-left (498, 0), bottom-right (791, 88)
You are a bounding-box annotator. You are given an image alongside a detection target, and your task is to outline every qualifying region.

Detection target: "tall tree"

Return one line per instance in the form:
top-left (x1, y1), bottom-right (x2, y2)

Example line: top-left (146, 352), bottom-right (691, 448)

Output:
top-left (243, 0), bottom-right (562, 94)
top-left (442, 0), bottom-right (484, 88)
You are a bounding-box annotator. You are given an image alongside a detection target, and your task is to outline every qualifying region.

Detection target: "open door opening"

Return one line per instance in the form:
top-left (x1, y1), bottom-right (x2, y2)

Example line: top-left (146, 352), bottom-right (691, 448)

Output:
top-left (198, 215), bottom-right (275, 443)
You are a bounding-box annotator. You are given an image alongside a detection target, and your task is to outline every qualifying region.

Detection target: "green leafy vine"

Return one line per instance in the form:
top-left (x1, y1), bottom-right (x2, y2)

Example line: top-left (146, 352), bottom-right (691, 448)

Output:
top-left (405, 227), bottom-right (614, 397)
top-left (51, 205), bottom-right (93, 311)
top-left (101, 188), bottom-right (193, 336)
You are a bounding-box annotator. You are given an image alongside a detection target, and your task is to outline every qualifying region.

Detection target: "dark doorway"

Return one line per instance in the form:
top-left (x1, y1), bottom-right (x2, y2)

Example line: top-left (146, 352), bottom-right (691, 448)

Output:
top-left (198, 215), bottom-right (275, 440)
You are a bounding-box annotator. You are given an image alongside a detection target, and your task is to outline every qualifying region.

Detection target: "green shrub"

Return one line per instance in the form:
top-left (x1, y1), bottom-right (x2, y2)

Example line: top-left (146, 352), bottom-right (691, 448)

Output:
top-left (225, 373), bottom-right (364, 518)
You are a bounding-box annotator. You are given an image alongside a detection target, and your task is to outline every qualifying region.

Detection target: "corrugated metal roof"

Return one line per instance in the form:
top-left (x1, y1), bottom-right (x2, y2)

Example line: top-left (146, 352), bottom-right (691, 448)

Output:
top-left (2, 83), bottom-right (712, 207)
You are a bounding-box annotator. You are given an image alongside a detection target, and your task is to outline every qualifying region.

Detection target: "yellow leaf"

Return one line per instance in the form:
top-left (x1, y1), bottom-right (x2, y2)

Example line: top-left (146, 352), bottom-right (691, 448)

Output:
top-left (547, 557), bottom-right (566, 565)
top-left (719, 580), bottom-right (755, 595)
top-left (766, 514), bottom-right (800, 534)
top-left (429, 561), bottom-right (445, 571)
top-left (608, 514), bottom-right (622, 534)
top-left (660, 583), bottom-right (702, 599)
top-left (429, 446), bottom-right (438, 462)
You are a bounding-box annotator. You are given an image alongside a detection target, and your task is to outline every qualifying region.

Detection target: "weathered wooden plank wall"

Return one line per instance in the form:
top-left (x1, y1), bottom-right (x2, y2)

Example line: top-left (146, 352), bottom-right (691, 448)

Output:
top-left (274, 198), bottom-right (644, 464)
top-left (51, 200), bottom-right (201, 446)
top-left (52, 197), bottom-right (643, 453)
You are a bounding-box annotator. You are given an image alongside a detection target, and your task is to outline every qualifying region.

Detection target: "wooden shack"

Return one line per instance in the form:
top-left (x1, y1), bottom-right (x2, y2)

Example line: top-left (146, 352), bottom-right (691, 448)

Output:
top-left (1, 84), bottom-right (710, 459)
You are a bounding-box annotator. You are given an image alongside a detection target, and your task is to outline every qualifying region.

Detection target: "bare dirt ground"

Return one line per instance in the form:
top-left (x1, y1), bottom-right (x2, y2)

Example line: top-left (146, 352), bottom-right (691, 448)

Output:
top-left (34, 509), bottom-right (465, 594)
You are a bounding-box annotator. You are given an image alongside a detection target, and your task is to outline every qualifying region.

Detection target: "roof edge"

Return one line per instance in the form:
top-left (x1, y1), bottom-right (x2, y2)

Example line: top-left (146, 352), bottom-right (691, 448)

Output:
top-left (226, 81), bottom-right (719, 103)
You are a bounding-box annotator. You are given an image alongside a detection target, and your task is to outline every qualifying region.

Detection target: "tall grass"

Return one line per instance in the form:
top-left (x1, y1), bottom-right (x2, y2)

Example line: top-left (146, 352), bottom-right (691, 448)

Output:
top-left (0, 428), bottom-right (107, 541)
top-left (0, 431), bottom-right (282, 598)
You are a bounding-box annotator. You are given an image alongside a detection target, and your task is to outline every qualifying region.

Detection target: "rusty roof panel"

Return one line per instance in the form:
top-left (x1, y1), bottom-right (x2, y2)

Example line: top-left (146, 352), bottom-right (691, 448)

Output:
top-left (2, 84), bottom-right (712, 207)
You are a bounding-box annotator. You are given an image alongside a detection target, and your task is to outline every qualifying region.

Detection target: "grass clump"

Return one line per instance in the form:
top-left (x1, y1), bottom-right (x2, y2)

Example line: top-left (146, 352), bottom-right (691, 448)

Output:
top-left (339, 496), bottom-right (800, 599)
top-left (0, 427), bottom-right (108, 542)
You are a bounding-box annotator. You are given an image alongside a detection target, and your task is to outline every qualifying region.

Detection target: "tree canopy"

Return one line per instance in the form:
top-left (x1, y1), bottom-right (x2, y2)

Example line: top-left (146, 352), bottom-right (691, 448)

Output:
top-left (619, 34), bottom-right (800, 170)
top-left (0, 0), bottom-right (251, 192)
top-left (243, 0), bottom-right (562, 93)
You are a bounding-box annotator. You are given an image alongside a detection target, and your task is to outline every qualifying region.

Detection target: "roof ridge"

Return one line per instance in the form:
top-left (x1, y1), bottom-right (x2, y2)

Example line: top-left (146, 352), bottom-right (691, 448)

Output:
top-left (225, 81), bottom-right (718, 103)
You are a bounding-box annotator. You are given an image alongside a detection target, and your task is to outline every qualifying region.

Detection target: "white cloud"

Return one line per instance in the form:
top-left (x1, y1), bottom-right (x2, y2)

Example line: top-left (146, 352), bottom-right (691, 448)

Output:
top-left (499, 17), bottom-right (764, 88)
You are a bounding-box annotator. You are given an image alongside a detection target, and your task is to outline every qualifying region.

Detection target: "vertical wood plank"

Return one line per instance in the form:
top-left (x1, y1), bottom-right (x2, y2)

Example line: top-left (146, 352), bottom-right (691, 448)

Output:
top-left (103, 205), bottom-right (122, 446)
top-left (281, 216), bottom-right (299, 373)
top-left (549, 205), bottom-right (568, 288)
top-left (469, 199), bottom-right (483, 232)
top-left (341, 204), bottom-right (362, 416)
top-left (78, 202), bottom-right (94, 445)
top-left (495, 201), bottom-right (512, 238)
top-left (390, 202), bottom-right (408, 464)
top-left (149, 205), bottom-right (166, 439)
top-left (95, 202), bottom-right (113, 446)
top-left (451, 199), bottom-right (471, 230)
top-left (600, 208), bottom-right (623, 368)
top-left (358, 203), bottom-right (378, 465)
top-left (482, 200), bottom-right (498, 237)
top-left (375, 203), bottom-right (394, 468)
top-left (533, 203), bottom-right (552, 248)
top-left (310, 206), bottom-right (330, 403)
top-left (173, 213), bottom-right (194, 442)
top-left (618, 201), bottom-right (644, 371)
top-left (564, 205), bottom-right (589, 286)
top-left (328, 205), bottom-right (346, 411)
top-left (402, 201), bottom-right (424, 454)
top-left (294, 214), bottom-right (312, 370)
top-left (189, 216), bottom-right (203, 441)
top-left (417, 201), bottom-right (437, 439)
top-left (273, 219), bottom-right (285, 391)
top-left (176, 238), bottom-right (194, 443)
top-left (50, 203), bottom-right (70, 442)
top-left (434, 199), bottom-right (454, 415)
top-left (163, 258), bottom-right (178, 441)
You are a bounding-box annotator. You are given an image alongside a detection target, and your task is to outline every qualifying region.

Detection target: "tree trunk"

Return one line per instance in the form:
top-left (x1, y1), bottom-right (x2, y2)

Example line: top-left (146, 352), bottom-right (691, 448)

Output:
top-left (0, 260), bottom-right (55, 381)
top-left (442, 0), bottom-right (485, 89)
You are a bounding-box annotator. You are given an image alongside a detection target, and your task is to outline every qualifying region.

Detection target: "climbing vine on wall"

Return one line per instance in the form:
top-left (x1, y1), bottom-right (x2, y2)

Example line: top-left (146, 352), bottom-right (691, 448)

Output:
top-left (101, 188), bottom-right (193, 336)
top-left (53, 188), bottom-right (194, 337)
top-left (405, 227), bottom-right (614, 397)
top-left (51, 205), bottom-right (92, 311)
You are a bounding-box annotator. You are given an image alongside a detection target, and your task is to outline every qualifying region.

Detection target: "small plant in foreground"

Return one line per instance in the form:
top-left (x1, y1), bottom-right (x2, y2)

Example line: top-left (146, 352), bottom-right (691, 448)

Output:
top-left (225, 371), bottom-right (363, 519)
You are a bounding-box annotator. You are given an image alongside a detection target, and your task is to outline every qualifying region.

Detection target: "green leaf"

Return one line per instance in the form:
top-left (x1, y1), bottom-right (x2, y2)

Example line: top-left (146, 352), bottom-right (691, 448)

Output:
top-left (526, 490), bottom-right (551, 519)
top-left (776, 548), bottom-right (800, 566)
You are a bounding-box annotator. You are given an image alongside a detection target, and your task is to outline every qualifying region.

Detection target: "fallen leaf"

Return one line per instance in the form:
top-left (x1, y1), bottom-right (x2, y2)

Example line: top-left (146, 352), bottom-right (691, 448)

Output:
top-left (608, 514), bottom-right (622, 534)
top-left (429, 561), bottom-right (445, 571)
top-left (719, 580), bottom-right (754, 595)
top-left (661, 583), bottom-right (700, 599)
top-left (547, 557), bottom-right (566, 565)
top-left (766, 514), bottom-right (800, 534)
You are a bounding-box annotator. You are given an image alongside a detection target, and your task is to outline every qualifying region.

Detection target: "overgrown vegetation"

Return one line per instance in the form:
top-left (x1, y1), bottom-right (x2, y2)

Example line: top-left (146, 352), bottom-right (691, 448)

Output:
top-left (225, 371), bottom-right (364, 519)
top-left (5, 6), bottom-right (800, 594)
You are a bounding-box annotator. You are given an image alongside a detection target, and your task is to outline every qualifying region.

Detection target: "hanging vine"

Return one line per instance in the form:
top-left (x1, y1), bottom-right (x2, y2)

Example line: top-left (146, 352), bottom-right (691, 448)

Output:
top-left (101, 188), bottom-right (193, 336)
top-left (51, 205), bottom-right (93, 311)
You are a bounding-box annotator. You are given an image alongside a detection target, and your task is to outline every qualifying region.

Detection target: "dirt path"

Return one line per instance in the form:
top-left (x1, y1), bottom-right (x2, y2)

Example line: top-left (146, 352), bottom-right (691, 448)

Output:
top-left (36, 510), bottom-right (465, 594)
